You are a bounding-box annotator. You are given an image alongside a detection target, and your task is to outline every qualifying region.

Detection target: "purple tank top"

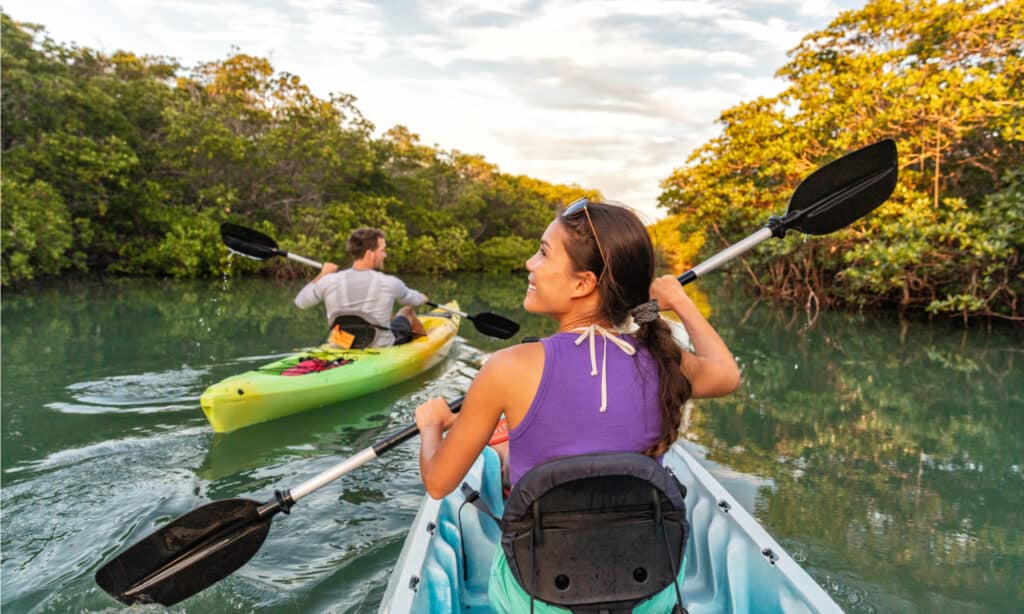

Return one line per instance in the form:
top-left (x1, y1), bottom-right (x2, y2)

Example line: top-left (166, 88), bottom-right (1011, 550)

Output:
top-left (508, 332), bottom-right (663, 484)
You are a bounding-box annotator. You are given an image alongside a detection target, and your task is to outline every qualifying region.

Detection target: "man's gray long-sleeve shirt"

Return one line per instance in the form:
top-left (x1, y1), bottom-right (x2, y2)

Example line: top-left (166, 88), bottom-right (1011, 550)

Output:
top-left (294, 268), bottom-right (427, 347)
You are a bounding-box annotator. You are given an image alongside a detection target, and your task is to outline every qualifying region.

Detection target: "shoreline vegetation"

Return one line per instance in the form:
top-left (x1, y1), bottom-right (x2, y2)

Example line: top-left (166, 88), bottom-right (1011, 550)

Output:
top-left (2, 1), bottom-right (1021, 323)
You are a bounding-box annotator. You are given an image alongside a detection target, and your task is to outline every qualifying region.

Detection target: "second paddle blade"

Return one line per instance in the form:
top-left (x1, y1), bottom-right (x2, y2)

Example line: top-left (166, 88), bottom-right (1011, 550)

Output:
top-left (95, 498), bottom-right (272, 607)
top-left (220, 223), bottom-right (281, 260)
top-left (471, 312), bottom-right (520, 339)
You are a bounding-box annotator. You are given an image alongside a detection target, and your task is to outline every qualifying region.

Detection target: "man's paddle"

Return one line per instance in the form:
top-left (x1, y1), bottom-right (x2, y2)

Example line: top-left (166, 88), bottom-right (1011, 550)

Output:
top-left (674, 138), bottom-right (898, 286)
top-left (95, 396), bottom-right (464, 607)
top-left (220, 223), bottom-right (520, 340)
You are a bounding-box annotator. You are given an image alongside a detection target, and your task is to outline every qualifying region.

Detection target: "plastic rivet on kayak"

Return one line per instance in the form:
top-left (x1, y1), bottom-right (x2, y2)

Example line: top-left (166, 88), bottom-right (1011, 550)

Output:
top-left (633, 567), bottom-right (648, 583)
top-left (762, 548), bottom-right (779, 565)
top-left (718, 500), bottom-right (731, 513)
top-left (408, 575), bottom-right (420, 591)
top-left (237, 389), bottom-right (244, 395)
top-left (554, 574), bottom-right (571, 591)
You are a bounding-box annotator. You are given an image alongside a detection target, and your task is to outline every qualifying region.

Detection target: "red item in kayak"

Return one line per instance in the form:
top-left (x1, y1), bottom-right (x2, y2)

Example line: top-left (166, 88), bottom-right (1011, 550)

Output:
top-left (488, 418), bottom-right (509, 445)
top-left (281, 357), bottom-right (352, 376)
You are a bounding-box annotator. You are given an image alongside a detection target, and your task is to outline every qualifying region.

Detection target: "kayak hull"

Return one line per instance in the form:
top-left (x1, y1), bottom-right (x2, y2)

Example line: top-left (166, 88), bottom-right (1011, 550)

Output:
top-left (200, 303), bottom-right (461, 433)
top-left (380, 443), bottom-right (842, 614)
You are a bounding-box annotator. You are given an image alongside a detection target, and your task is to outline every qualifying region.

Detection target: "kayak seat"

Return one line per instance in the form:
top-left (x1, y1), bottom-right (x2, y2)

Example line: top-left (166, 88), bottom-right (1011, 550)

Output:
top-left (500, 452), bottom-right (690, 614)
top-left (329, 314), bottom-right (378, 349)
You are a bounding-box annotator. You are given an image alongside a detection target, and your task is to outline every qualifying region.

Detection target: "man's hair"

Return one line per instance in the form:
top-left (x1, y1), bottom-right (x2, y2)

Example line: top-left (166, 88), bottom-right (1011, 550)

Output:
top-left (347, 228), bottom-right (385, 259)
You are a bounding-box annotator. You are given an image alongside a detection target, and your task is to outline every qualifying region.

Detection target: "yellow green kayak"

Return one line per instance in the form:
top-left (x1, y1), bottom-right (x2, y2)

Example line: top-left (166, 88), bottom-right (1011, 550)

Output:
top-left (200, 303), bottom-right (461, 432)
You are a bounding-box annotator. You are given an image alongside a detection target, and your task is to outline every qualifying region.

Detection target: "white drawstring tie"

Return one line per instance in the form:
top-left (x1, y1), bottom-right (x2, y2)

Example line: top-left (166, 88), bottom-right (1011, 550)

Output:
top-left (573, 324), bottom-right (636, 412)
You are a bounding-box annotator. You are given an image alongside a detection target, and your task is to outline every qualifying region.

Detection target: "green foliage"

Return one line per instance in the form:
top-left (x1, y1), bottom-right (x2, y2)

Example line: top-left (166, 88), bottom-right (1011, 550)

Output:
top-left (840, 169), bottom-right (1023, 320)
top-left (477, 235), bottom-right (535, 274)
top-left (659, 0), bottom-right (1023, 321)
top-left (0, 177), bottom-right (72, 284)
top-left (131, 209), bottom-right (226, 278)
top-left (403, 227), bottom-right (476, 274)
top-left (0, 13), bottom-right (587, 285)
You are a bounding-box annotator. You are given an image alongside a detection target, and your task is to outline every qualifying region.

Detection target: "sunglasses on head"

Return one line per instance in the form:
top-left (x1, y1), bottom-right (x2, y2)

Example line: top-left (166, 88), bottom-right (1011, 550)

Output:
top-left (562, 198), bottom-right (609, 283)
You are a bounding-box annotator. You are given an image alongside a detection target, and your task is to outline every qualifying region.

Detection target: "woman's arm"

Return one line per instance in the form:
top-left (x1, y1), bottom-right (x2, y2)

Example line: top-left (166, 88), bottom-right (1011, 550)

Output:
top-left (649, 274), bottom-right (741, 398)
top-left (415, 349), bottom-right (511, 498)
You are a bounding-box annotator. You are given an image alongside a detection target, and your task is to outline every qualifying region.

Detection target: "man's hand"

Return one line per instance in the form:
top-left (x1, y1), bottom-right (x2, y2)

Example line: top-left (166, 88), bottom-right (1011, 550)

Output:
top-left (313, 262), bottom-right (338, 282)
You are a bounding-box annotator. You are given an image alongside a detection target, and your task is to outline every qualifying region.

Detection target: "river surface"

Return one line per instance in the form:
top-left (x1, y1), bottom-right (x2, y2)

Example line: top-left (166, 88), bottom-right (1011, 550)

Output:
top-left (2, 275), bottom-right (1021, 613)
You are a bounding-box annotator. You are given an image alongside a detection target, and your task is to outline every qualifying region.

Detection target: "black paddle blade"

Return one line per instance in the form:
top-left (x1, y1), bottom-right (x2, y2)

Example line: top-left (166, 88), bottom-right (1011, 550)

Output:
top-left (221, 223), bottom-right (282, 260)
top-left (470, 312), bottom-right (520, 339)
top-left (783, 139), bottom-right (898, 236)
top-left (95, 498), bottom-right (273, 607)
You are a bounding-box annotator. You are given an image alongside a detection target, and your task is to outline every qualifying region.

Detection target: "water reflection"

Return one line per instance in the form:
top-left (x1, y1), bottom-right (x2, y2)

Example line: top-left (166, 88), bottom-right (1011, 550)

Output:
top-left (687, 284), bottom-right (1024, 612)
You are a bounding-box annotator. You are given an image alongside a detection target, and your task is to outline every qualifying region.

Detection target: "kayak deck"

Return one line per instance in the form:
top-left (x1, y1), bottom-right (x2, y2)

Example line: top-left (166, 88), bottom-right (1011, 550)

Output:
top-left (200, 303), bottom-right (461, 433)
top-left (380, 443), bottom-right (841, 613)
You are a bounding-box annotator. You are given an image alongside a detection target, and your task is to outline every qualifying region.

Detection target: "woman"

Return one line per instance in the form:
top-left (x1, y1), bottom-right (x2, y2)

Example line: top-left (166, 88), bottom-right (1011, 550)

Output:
top-left (415, 199), bottom-right (741, 611)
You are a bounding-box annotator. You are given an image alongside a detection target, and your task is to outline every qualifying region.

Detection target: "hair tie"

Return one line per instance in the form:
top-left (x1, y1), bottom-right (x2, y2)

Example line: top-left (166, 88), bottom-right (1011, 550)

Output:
top-left (630, 300), bottom-right (661, 325)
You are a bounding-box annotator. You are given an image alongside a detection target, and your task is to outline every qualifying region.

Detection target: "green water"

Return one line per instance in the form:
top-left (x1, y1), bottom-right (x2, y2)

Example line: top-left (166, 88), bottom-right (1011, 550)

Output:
top-left (1, 275), bottom-right (1021, 612)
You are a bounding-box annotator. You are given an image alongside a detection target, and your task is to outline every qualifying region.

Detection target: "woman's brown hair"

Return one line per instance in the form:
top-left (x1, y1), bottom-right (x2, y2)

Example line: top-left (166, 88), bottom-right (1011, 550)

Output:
top-left (558, 201), bottom-right (691, 456)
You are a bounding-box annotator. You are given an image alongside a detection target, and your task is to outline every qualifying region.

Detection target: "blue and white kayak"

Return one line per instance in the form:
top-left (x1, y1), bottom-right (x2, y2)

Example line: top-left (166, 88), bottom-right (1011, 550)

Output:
top-left (379, 444), bottom-right (842, 613)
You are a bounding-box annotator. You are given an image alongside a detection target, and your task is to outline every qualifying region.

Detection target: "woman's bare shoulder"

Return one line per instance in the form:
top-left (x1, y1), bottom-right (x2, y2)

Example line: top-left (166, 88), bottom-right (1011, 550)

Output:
top-left (474, 340), bottom-right (545, 423)
top-left (481, 339), bottom-right (545, 375)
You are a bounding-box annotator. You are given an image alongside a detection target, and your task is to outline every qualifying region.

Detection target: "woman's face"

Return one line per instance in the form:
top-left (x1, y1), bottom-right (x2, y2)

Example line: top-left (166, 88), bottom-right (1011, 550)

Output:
top-left (524, 220), bottom-right (585, 316)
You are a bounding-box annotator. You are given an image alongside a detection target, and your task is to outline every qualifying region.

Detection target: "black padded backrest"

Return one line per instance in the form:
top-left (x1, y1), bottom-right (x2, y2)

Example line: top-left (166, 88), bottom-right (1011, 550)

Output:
top-left (501, 453), bottom-right (689, 614)
top-left (329, 314), bottom-right (377, 349)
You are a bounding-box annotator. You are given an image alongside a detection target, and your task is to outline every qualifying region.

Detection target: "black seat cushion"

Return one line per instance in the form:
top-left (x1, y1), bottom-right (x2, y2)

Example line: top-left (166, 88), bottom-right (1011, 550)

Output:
top-left (329, 314), bottom-right (378, 349)
top-left (500, 452), bottom-right (689, 613)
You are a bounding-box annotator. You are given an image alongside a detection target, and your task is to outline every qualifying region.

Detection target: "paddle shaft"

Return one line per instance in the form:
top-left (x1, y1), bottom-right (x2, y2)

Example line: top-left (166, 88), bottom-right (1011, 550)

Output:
top-left (677, 227), bottom-right (774, 286)
top-left (286, 252), bottom-right (322, 268)
top-left (426, 302), bottom-right (470, 318)
top-left (95, 395), bottom-right (466, 607)
top-left (288, 395), bottom-right (463, 503)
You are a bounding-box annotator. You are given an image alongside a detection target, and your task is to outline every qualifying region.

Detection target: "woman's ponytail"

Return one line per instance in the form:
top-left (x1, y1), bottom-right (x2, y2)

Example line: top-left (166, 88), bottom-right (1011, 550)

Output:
top-left (635, 312), bottom-right (691, 457)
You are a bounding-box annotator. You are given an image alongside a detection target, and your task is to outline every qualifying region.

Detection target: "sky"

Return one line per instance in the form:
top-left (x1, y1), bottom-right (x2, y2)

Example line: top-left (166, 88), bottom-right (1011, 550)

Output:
top-left (5, 0), bottom-right (864, 222)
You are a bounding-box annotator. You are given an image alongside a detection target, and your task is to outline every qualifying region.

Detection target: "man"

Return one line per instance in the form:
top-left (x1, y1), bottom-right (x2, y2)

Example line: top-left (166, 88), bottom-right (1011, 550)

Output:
top-left (294, 227), bottom-right (428, 347)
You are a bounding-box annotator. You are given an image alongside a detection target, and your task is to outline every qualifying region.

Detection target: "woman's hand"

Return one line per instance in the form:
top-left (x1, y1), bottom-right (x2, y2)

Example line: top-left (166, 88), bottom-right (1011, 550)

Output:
top-left (415, 396), bottom-right (458, 433)
top-left (649, 275), bottom-right (741, 398)
top-left (649, 274), bottom-right (695, 312)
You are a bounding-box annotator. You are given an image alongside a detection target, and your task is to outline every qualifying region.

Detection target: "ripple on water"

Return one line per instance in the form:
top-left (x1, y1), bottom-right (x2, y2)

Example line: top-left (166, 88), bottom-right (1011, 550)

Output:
top-left (0, 426), bottom-right (212, 612)
top-left (46, 366), bottom-right (211, 414)
top-left (4, 334), bottom-right (481, 612)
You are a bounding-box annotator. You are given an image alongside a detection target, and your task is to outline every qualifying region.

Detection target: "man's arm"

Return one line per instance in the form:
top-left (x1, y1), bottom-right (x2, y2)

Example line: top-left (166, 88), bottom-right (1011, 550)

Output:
top-left (391, 276), bottom-right (427, 306)
top-left (294, 263), bottom-right (338, 309)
